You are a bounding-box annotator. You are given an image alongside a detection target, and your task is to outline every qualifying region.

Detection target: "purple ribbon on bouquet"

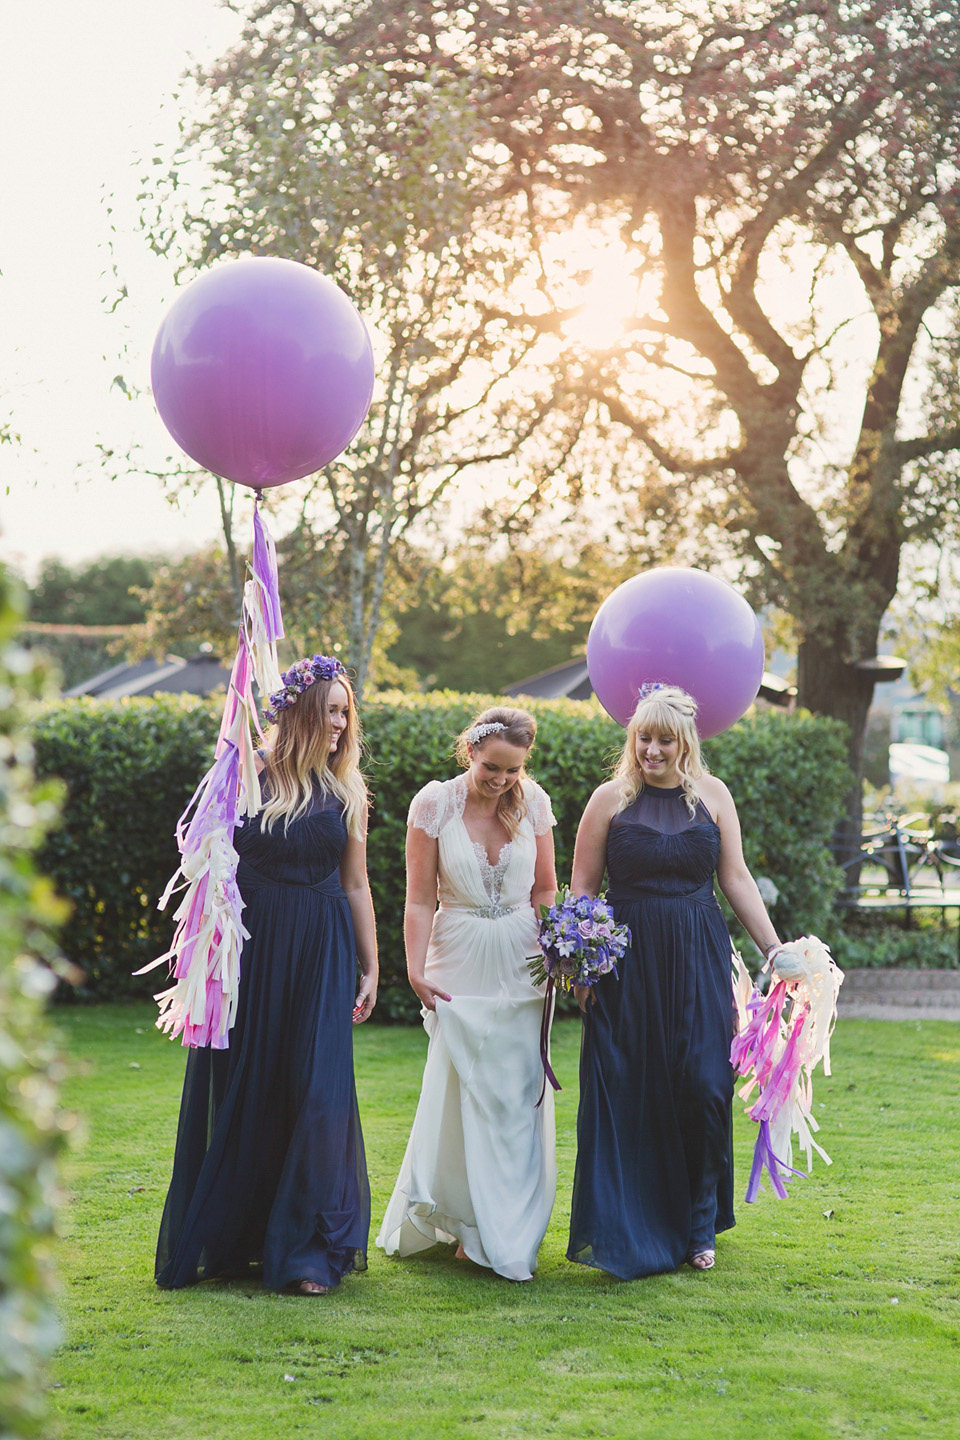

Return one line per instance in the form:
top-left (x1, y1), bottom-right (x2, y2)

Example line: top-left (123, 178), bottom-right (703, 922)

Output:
top-left (536, 978), bottom-right (561, 1107)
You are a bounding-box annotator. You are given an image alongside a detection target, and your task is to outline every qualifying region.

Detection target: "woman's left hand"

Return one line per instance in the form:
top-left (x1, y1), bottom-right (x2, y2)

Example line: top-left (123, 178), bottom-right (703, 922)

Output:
top-left (573, 983), bottom-right (596, 1014)
top-left (353, 977), bottom-right (378, 1024)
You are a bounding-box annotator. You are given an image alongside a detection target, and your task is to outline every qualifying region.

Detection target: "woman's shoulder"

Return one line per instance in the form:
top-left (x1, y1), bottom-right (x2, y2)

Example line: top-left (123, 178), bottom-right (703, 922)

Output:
top-left (523, 777), bottom-right (557, 834)
top-left (696, 773), bottom-right (732, 807)
top-left (523, 776), bottom-right (553, 806)
top-left (590, 779), bottom-right (622, 810)
top-left (696, 773), bottom-right (734, 823)
top-left (407, 775), bottom-right (461, 836)
top-left (411, 776), bottom-right (451, 803)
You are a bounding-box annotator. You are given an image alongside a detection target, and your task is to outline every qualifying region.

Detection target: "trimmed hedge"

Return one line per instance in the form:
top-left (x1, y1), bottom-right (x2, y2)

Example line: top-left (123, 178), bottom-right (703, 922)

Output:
top-left (32, 694), bottom-right (850, 1021)
top-left (32, 698), bottom-right (223, 995)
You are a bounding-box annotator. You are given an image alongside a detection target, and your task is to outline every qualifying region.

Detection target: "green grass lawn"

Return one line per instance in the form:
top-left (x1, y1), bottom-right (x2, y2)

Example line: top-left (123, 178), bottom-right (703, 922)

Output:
top-left (49, 1005), bottom-right (960, 1440)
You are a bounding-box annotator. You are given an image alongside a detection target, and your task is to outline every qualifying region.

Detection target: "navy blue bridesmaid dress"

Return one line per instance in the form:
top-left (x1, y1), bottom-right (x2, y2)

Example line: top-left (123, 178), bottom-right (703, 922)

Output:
top-left (155, 787), bottom-right (370, 1291)
top-left (567, 784), bottom-right (735, 1279)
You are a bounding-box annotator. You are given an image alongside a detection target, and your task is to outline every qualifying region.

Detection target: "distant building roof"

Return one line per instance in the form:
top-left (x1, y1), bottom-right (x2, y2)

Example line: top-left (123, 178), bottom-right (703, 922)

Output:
top-left (505, 659), bottom-right (794, 708)
top-left (505, 659), bottom-right (592, 701)
top-left (64, 653), bottom-right (232, 700)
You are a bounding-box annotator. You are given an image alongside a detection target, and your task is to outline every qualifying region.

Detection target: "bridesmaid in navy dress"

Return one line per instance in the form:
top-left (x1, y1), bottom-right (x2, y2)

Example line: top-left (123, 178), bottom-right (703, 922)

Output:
top-left (156, 656), bottom-right (378, 1296)
top-left (567, 684), bottom-right (781, 1277)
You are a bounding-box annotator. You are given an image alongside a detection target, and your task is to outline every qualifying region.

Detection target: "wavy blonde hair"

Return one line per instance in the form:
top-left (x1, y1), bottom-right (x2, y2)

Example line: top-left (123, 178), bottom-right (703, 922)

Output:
top-left (613, 685), bottom-right (706, 816)
top-left (261, 672), bottom-right (368, 838)
top-left (454, 706), bottom-right (537, 840)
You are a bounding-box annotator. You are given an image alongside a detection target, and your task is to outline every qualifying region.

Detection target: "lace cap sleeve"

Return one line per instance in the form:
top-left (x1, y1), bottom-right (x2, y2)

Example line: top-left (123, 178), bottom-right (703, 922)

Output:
top-left (407, 779), bottom-right (449, 839)
top-left (526, 779), bottom-right (557, 836)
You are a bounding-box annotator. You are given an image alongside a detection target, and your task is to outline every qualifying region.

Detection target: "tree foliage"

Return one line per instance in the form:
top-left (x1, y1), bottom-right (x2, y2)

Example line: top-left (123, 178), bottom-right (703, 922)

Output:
top-left (28, 555), bottom-right (155, 627)
top-left (289, 0), bottom-right (960, 853)
top-left (389, 529), bottom-right (648, 690)
top-left (142, 18), bottom-right (591, 694)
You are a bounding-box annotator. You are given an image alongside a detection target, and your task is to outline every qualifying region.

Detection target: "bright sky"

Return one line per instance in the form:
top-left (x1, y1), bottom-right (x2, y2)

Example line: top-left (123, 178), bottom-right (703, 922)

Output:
top-left (0, 0), bottom-right (243, 581)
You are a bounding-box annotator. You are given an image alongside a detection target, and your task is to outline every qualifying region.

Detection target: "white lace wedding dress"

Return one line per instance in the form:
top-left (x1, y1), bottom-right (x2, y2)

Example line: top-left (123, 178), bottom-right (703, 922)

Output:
top-left (376, 773), bottom-right (557, 1281)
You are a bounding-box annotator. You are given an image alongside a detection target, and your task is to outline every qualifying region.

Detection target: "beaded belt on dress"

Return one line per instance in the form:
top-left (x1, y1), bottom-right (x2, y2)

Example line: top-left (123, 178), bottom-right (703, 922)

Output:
top-left (440, 901), bottom-right (522, 920)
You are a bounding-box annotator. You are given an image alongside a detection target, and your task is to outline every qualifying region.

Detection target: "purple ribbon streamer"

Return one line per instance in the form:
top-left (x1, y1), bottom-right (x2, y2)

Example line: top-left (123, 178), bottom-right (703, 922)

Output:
top-left (536, 977), bottom-right (561, 1107)
top-left (745, 1119), bottom-right (808, 1203)
top-left (217, 630), bottom-right (252, 757)
top-left (252, 504), bottom-right (284, 642)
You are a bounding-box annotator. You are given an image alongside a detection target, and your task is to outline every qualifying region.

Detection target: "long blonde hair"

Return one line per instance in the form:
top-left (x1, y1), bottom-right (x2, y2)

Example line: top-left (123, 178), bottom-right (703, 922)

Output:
top-left (613, 685), bottom-right (706, 816)
top-left (261, 673), bottom-right (368, 837)
top-left (454, 705), bottom-right (537, 840)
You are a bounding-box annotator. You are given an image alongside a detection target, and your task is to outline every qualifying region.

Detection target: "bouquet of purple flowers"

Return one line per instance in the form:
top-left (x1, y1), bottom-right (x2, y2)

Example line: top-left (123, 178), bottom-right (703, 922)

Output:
top-left (529, 887), bottom-right (630, 992)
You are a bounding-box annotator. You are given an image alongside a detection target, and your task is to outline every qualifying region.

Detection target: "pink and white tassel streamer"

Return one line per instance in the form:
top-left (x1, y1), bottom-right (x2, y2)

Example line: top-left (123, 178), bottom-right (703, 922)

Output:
top-left (731, 937), bottom-right (844, 1202)
top-left (136, 497), bottom-right (285, 1047)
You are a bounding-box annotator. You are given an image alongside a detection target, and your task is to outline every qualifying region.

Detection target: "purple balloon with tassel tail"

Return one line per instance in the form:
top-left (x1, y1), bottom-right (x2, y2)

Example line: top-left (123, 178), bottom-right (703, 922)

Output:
top-left (136, 258), bottom-right (375, 1047)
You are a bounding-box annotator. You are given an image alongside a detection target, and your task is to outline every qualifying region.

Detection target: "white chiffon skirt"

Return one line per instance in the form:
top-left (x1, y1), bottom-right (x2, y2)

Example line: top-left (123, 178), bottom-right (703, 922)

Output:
top-left (376, 903), bottom-right (556, 1281)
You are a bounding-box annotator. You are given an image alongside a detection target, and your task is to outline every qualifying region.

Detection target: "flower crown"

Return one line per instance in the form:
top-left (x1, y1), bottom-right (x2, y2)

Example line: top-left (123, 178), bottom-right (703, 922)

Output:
top-left (264, 655), bottom-right (346, 725)
top-left (636, 681), bottom-right (664, 702)
top-left (466, 721), bottom-right (507, 744)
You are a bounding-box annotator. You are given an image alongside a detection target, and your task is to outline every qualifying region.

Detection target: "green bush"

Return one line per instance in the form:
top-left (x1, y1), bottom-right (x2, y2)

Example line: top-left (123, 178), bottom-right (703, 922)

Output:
top-left (830, 911), bottom-right (959, 970)
top-left (32, 693), bottom-right (851, 1019)
top-left (32, 697), bottom-right (222, 998)
top-left (0, 572), bottom-right (69, 1440)
top-left (703, 708), bottom-right (851, 955)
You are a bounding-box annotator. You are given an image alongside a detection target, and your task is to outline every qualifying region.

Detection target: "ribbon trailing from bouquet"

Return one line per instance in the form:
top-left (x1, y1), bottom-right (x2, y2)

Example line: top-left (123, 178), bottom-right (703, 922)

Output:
top-left (135, 495), bottom-right (284, 1047)
top-left (536, 977), bottom-right (561, 1107)
top-left (730, 936), bottom-right (843, 1203)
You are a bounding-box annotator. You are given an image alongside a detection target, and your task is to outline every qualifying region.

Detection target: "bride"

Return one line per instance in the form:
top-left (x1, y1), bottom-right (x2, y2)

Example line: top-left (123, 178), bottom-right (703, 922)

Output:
top-left (376, 706), bottom-right (558, 1281)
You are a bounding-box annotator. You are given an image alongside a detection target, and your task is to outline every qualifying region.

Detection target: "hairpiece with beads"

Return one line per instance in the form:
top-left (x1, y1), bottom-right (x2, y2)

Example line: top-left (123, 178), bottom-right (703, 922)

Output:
top-left (466, 721), bottom-right (508, 744)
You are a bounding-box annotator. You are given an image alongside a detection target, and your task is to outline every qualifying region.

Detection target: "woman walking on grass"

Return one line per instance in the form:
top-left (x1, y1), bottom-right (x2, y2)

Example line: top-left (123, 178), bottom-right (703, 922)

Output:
top-left (377, 706), bottom-right (558, 1282)
top-left (567, 684), bottom-right (780, 1278)
top-left (156, 656), bottom-right (377, 1296)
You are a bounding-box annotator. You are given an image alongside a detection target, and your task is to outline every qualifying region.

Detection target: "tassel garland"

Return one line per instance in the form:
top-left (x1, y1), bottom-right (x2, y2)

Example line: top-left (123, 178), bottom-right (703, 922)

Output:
top-left (731, 936), bottom-right (843, 1202)
top-left (137, 497), bottom-right (284, 1047)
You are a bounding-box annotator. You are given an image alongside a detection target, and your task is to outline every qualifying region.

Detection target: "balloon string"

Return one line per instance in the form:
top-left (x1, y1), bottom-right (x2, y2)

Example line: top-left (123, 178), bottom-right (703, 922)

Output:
top-left (254, 487), bottom-right (263, 508)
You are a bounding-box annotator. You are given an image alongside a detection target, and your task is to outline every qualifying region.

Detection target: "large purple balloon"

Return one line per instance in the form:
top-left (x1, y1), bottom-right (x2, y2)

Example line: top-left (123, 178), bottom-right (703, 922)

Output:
top-left (151, 257), bottom-right (375, 487)
top-left (587, 567), bottom-right (765, 737)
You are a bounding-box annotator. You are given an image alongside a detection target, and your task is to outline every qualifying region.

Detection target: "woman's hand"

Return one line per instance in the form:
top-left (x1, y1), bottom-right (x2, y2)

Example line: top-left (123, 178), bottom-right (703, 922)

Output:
top-left (352, 974), bottom-right (378, 1024)
top-left (574, 983), bottom-right (596, 1014)
top-left (409, 976), bottom-right (452, 1012)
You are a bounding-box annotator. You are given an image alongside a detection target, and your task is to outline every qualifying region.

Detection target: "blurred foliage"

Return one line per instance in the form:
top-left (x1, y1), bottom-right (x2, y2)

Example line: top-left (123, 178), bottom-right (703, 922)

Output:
top-left (0, 567), bottom-right (70, 1439)
top-left (18, 627), bottom-right (129, 694)
top-left (126, 540), bottom-right (417, 688)
top-left (27, 556), bottom-right (155, 627)
top-left (388, 536), bottom-right (644, 690)
top-left (830, 913), bottom-right (959, 971)
top-left (701, 711), bottom-right (851, 959)
top-left (123, 548), bottom-right (239, 664)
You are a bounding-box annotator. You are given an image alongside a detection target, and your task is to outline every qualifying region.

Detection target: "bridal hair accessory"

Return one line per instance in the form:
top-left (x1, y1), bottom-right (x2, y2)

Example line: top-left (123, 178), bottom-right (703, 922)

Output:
top-left (636, 681), bottom-right (664, 702)
top-left (265, 655), bottom-right (346, 724)
top-left (467, 721), bottom-right (508, 743)
top-left (730, 936), bottom-right (843, 1203)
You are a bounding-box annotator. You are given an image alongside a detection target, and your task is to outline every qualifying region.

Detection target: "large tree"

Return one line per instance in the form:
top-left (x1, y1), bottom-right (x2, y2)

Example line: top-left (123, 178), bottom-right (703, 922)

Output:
top-left (274, 0), bottom-right (960, 859)
top-left (143, 22), bottom-right (592, 694)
